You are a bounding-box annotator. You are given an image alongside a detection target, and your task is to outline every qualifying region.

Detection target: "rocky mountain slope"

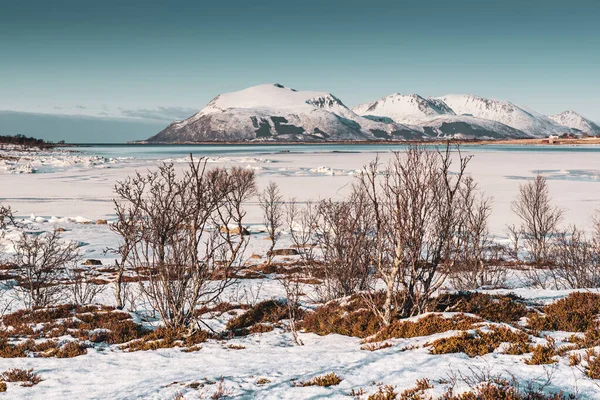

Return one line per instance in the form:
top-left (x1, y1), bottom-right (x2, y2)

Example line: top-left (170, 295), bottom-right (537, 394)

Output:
top-left (438, 94), bottom-right (569, 137)
top-left (548, 110), bottom-right (600, 135)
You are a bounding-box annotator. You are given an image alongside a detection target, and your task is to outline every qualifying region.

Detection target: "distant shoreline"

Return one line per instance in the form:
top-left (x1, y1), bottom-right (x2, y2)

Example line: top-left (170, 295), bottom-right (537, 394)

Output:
top-left (67, 137), bottom-right (600, 147)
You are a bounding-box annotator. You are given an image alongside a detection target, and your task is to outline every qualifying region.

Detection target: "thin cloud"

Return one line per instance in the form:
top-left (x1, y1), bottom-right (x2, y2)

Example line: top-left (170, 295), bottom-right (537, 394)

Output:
top-left (120, 106), bottom-right (198, 121)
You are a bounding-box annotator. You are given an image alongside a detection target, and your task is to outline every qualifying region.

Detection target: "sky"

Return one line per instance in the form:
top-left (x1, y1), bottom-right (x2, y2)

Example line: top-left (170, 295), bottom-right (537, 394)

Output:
top-left (1, 0), bottom-right (599, 143)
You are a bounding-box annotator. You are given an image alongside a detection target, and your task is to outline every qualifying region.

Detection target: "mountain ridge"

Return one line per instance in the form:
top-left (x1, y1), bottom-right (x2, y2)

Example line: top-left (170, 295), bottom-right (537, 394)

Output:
top-left (148, 84), bottom-right (592, 143)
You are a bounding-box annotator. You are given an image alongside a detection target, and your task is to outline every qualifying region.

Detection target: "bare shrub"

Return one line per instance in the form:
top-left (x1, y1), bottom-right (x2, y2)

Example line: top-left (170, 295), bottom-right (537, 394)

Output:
top-left (286, 198), bottom-right (318, 267)
top-left (66, 267), bottom-right (105, 306)
top-left (113, 156), bottom-right (256, 331)
top-left (0, 202), bottom-right (14, 230)
top-left (548, 225), bottom-right (600, 289)
top-left (313, 186), bottom-right (375, 300)
top-left (512, 175), bottom-right (564, 265)
top-left (279, 277), bottom-right (304, 345)
top-left (12, 229), bottom-right (80, 309)
top-left (109, 186), bottom-right (144, 310)
top-left (358, 145), bottom-right (474, 324)
top-left (450, 177), bottom-right (506, 290)
top-left (259, 181), bottom-right (284, 266)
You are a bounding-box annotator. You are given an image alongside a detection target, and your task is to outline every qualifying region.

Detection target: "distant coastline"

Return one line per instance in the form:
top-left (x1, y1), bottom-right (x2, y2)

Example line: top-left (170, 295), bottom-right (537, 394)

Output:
top-left (119, 137), bottom-right (600, 147)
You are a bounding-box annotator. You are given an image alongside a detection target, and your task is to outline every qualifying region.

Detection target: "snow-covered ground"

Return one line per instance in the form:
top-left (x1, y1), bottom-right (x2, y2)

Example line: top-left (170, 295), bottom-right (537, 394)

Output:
top-left (2, 144), bottom-right (600, 399)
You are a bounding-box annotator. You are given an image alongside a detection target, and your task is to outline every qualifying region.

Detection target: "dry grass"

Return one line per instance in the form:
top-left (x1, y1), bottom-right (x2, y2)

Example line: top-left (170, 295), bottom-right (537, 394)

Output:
top-left (398, 378), bottom-right (433, 400)
top-left (122, 327), bottom-right (209, 352)
top-left (524, 341), bottom-right (558, 365)
top-left (295, 372), bottom-right (342, 387)
top-left (301, 295), bottom-right (383, 338)
top-left (528, 292), bottom-right (600, 333)
top-left (0, 304), bottom-right (149, 357)
top-left (366, 313), bottom-right (482, 343)
top-left (256, 378), bottom-right (271, 385)
top-left (583, 349), bottom-right (600, 379)
top-left (429, 326), bottom-right (531, 357)
top-left (226, 299), bottom-right (290, 335)
top-left (433, 292), bottom-right (528, 324)
top-left (367, 385), bottom-right (397, 400)
top-left (2, 368), bottom-right (42, 387)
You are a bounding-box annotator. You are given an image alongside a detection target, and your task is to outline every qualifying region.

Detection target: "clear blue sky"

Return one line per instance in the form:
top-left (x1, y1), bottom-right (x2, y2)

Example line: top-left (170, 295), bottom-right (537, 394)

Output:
top-left (1, 0), bottom-right (598, 142)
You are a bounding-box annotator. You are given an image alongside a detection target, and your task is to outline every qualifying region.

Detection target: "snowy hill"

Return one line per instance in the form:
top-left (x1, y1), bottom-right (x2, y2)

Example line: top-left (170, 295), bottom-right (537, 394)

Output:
top-left (148, 84), bottom-right (423, 142)
top-left (548, 110), bottom-right (600, 135)
top-left (148, 85), bottom-right (578, 143)
top-left (438, 94), bottom-right (571, 137)
top-left (352, 93), bottom-right (531, 139)
top-left (352, 94), bottom-right (455, 124)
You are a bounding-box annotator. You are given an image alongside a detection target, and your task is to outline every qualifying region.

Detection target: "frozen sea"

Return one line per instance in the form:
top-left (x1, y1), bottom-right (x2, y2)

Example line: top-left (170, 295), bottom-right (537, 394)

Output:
top-left (2, 143), bottom-right (600, 236)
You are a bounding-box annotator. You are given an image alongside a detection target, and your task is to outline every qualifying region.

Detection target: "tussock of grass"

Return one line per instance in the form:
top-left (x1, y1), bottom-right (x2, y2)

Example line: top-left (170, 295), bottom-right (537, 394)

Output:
top-left (366, 313), bottom-right (482, 343)
top-left (367, 385), bottom-right (396, 400)
top-left (398, 378), bottom-right (433, 400)
top-left (0, 304), bottom-right (148, 357)
top-left (226, 300), bottom-right (290, 336)
top-left (445, 377), bottom-right (573, 399)
top-left (122, 327), bottom-right (209, 352)
top-left (295, 372), bottom-right (342, 387)
top-left (528, 292), bottom-right (600, 333)
top-left (2, 368), bottom-right (41, 387)
top-left (429, 326), bottom-right (531, 357)
top-left (434, 292), bottom-right (528, 324)
top-left (525, 341), bottom-right (558, 365)
top-left (301, 295), bottom-right (382, 338)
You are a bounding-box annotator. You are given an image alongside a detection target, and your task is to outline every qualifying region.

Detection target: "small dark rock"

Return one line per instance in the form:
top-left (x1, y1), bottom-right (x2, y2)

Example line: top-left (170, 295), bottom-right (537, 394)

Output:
top-left (83, 259), bottom-right (103, 266)
top-left (267, 248), bottom-right (299, 257)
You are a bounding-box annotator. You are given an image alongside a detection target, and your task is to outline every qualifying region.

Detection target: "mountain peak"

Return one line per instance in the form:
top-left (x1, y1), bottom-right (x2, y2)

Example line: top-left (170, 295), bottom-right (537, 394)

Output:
top-left (352, 93), bottom-right (454, 124)
top-left (548, 110), bottom-right (600, 134)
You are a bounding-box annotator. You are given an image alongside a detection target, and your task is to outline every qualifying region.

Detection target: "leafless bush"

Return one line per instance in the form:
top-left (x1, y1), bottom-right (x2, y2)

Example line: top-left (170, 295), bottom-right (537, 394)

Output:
top-left (313, 186), bottom-right (375, 300)
top-left (286, 198), bottom-right (318, 267)
top-left (66, 267), bottom-right (105, 306)
top-left (358, 145), bottom-right (474, 324)
top-left (259, 181), bottom-right (283, 266)
top-left (449, 177), bottom-right (506, 290)
top-left (109, 184), bottom-right (144, 310)
top-left (278, 277), bottom-right (304, 346)
top-left (0, 202), bottom-right (14, 230)
top-left (548, 225), bottom-right (600, 289)
top-left (12, 229), bottom-right (80, 309)
top-left (512, 175), bottom-right (564, 265)
top-left (113, 156), bottom-right (256, 330)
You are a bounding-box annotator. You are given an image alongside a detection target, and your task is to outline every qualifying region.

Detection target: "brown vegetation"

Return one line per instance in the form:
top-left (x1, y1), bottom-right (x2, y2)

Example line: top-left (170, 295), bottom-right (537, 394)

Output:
top-left (528, 292), bottom-right (600, 332)
top-left (226, 299), bottom-right (290, 335)
top-left (434, 292), bottom-right (528, 324)
top-left (2, 368), bottom-right (42, 387)
top-left (367, 313), bottom-right (482, 343)
top-left (295, 372), bottom-right (342, 387)
top-left (429, 326), bottom-right (531, 357)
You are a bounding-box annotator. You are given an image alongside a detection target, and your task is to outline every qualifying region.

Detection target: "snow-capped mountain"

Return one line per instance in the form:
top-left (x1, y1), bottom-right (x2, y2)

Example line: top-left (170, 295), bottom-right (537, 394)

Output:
top-left (548, 110), bottom-right (600, 135)
top-left (352, 94), bottom-right (455, 124)
top-left (148, 84), bottom-right (584, 143)
top-left (148, 84), bottom-right (423, 142)
top-left (351, 93), bottom-right (530, 139)
top-left (438, 94), bottom-right (570, 137)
